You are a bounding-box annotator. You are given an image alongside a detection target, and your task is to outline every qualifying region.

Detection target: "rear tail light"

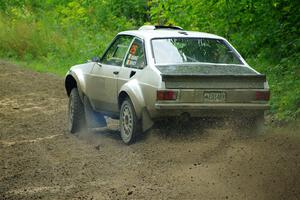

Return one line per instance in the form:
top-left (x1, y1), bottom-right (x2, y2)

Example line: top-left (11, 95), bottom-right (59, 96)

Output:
top-left (157, 90), bottom-right (177, 100)
top-left (256, 91), bottom-right (270, 101)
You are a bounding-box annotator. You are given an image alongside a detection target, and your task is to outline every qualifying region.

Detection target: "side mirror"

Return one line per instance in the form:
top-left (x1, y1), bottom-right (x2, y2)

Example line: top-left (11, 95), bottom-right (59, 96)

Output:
top-left (91, 57), bottom-right (101, 62)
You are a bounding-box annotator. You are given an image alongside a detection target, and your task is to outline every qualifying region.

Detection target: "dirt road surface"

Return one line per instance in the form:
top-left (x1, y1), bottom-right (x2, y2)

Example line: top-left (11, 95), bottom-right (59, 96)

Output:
top-left (0, 61), bottom-right (300, 200)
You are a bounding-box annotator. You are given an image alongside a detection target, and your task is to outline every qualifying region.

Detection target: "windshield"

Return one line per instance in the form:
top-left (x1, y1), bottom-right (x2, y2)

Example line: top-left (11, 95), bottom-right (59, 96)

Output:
top-left (151, 38), bottom-right (243, 65)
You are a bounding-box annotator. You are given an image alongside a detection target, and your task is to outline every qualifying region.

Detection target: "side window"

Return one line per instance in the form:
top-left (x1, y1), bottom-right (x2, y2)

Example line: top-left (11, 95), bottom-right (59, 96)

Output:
top-left (125, 39), bottom-right (146, 69)
top-left (102, 35), bottom-right (133, 66)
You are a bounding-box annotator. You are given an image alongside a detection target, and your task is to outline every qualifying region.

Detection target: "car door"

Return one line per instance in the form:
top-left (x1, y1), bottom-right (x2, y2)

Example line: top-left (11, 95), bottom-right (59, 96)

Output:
top-left (86, 35), bottom-right (134, 113)
top-left (118, 38), bottom-right (147, 90)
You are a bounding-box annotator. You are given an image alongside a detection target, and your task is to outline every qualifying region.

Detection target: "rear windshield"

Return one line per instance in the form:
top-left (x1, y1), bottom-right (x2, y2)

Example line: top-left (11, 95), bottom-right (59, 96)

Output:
top-left (151, 38), bottom-right (243, 65)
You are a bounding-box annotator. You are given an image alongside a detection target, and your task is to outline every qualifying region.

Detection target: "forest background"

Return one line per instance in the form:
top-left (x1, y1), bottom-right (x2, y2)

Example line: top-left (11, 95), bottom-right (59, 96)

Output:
top-left (0, 0), bottom-right (299, 121)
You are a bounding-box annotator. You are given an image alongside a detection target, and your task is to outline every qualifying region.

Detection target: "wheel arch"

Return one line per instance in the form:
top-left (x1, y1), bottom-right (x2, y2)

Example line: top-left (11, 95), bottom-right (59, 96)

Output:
top-left (65, 71), bottom-right (86, 101)
top-left (118, 91), bottom-right (130, 109)
top-left (118, 81), bottom-right (154, 132)
top-left (118, 82), bottom-right (145, 119)
top-left (118, 91), bottom-right (144, 119)
top-left (65, 75), bottom-right (77, 96)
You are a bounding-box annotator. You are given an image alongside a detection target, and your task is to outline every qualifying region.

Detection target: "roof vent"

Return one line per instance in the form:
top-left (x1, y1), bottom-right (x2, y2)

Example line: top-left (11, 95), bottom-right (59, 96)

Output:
top-left (139, 25), bottom-right (183, 31)
top-left (139, 25), bottom-right (156, 30)
top-left (178, 31), bottom-right (188, 35)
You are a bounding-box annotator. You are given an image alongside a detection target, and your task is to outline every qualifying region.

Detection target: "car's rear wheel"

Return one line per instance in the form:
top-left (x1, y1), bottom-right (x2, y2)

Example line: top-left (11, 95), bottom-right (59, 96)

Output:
top-left (68, 88), bottom-right (86, 133)
top-left (120, 98), bottom-right (141, 144)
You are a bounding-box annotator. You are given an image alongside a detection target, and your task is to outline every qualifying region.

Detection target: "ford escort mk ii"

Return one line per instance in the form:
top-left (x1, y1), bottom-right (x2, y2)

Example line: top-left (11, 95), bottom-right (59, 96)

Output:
top-left (65, 25), bottom-right (270, 144)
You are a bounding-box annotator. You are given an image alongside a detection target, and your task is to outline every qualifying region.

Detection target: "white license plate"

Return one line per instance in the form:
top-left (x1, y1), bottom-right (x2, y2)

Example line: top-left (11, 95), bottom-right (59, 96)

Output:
top-left (203, 92), bottom-right (226, 102)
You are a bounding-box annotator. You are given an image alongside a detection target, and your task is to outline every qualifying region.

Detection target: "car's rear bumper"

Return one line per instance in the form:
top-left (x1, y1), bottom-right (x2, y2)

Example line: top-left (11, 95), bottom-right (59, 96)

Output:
top-left (150, 103), bottom-right (269, 118)
top-left (155, 103), bottom-right (269, 110)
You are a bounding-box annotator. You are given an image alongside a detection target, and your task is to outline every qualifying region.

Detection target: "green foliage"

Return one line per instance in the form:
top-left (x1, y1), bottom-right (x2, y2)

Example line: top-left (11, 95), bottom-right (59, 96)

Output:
top-left (0, 0), bottom-right (141, 75)
top-left (0, 0), bottom-right (299, 120)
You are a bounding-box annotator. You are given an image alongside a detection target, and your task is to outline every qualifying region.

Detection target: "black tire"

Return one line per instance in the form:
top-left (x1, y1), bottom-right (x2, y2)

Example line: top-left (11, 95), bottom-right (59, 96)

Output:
top-left (68, 88), bottom-right (86, 133)
top-left (120, 98), bottom-right (141, 144)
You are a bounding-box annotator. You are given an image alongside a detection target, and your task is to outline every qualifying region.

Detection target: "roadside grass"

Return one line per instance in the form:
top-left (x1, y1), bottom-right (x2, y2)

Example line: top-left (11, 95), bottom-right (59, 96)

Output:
top-left (0, 14), bottom-right (114, 76)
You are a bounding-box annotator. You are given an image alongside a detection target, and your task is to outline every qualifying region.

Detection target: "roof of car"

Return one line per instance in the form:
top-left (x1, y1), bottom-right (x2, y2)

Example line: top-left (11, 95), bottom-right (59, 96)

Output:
top-left (118, 29), bottom-right (224, 40)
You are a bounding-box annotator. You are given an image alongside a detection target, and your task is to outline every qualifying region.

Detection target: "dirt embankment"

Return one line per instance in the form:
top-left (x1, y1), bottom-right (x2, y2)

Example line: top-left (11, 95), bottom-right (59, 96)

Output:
top-left (0, 61), bottom-right (300, 200)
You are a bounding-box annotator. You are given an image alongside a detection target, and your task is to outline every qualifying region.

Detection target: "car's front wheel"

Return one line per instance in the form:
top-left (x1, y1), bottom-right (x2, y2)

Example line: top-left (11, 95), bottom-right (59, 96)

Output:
top-left (68, 88), bottom-right (86, 133)
top-left (120, 98), bottom-right (141, 144)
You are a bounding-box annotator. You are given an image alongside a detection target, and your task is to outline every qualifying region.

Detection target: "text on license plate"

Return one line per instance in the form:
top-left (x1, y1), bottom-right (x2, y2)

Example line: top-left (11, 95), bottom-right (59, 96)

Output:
top-left (203, 92), bottom-right (226, 102)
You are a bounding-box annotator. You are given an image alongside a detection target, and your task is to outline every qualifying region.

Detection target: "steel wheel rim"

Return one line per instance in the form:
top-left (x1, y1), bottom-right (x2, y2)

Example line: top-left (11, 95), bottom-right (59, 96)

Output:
top-left (121, 104), bottom-right (133, 140)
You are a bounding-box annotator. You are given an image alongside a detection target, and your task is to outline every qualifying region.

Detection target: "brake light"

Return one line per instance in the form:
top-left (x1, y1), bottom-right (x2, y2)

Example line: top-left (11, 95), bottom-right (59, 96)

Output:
top-left (256, 91), bottom-right (270, 101)
top-left (157, 90), bottom-right (177, 100)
